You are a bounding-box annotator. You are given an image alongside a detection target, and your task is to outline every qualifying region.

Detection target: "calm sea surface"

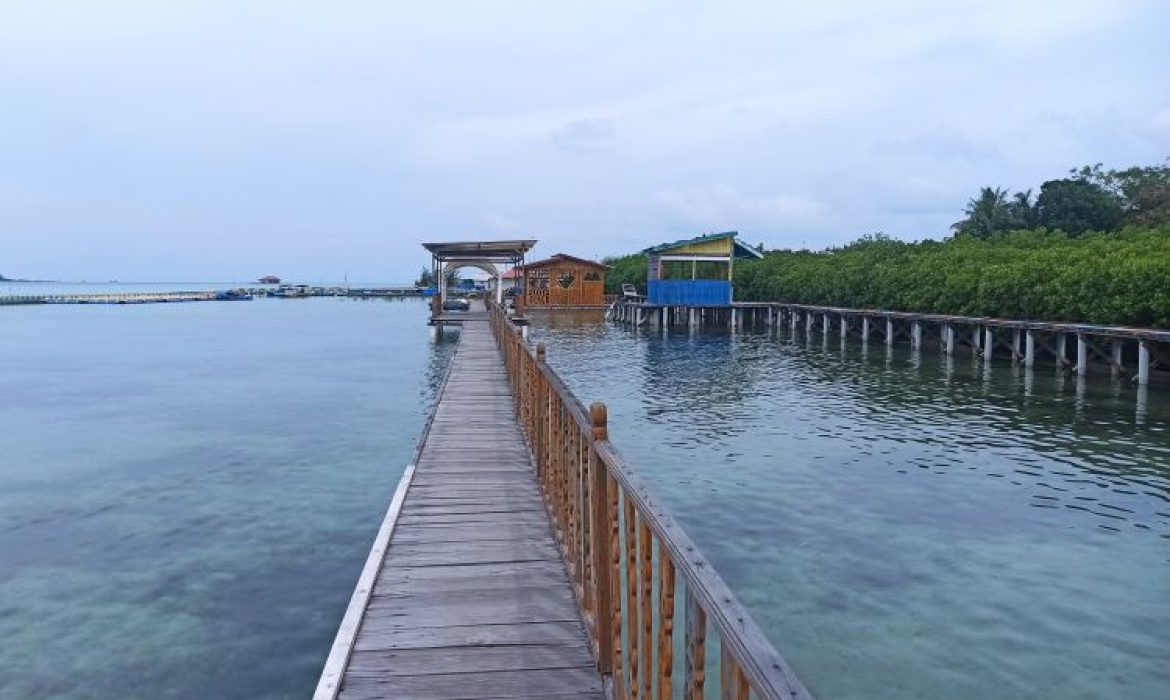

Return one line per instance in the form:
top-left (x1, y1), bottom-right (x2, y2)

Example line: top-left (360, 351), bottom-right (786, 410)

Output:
top-left (1, 294), bottom-right (452, 699)
top-left (528, 311), bottom-right (1169, 700)
top-left (3, 297), bottom-right (1168, 700)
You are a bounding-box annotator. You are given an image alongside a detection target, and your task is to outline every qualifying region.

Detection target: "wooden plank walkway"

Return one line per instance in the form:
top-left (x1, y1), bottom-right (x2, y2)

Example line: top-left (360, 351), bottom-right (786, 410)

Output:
top-left (318, 317), bottom-right (604, 700)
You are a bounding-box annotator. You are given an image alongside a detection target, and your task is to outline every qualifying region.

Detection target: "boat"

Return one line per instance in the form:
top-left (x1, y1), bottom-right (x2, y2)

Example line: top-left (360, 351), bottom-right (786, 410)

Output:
top-left (215, 290), bottom-right (254, 301)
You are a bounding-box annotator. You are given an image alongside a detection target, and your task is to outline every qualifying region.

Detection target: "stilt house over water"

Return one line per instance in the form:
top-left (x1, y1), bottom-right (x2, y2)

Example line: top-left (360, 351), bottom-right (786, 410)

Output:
top-left (645, 231), bottom-right (763, 305)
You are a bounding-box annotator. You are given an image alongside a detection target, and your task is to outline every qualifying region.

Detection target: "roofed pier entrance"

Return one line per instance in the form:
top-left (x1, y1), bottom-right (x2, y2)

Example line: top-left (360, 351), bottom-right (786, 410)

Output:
top-left (422, 240), bottom-right (537, 325)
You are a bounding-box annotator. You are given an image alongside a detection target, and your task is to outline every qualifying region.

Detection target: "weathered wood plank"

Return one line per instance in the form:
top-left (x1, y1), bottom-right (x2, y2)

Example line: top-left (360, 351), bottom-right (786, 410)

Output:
top-left (354, 620), bottom-right (589, 652)
top-left (327, 318), bottom-right (604, 699)
top-left (345, 644), bottom-right (594, 675)
top-left (339, 667), bottom-right (605, 700)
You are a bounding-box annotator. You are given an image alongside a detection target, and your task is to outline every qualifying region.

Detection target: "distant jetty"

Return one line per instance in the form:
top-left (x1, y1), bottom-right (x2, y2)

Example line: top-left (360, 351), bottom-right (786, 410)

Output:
top-left (1, 284), bottom-right (428, 306)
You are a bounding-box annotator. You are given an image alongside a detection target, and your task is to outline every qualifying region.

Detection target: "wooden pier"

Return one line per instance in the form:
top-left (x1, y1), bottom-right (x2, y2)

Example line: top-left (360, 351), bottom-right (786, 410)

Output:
top-left (0, 291), bottom-right (218, 305)
top-left (316, 302), bottom-right (812, 700)
top-left (610, 300), bottom-right (1170, 386)
top-left (316, 314), bottom-right (603, 699)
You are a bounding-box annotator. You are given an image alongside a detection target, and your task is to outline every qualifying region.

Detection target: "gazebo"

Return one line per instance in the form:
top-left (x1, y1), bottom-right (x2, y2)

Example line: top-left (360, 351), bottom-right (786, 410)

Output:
top-left (421, 240), bottom-right (537, 318)
top-left (644, 231), bottom-right (762, 305)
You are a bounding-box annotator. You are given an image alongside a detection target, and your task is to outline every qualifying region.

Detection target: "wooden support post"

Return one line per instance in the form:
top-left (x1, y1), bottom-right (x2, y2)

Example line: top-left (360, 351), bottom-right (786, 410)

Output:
top-left (608, 476), bottom-right (624, 696)
top-left (1138, 340), bottom-right (1150, 385)
top-left (886, 318), bottom-right (894, 347)
top-left (1025, 330), bottom-right (1035, 367)
top-left (638, 522), bottom-right (652, 700)
top-left (625, 501), bottom-right (640, 699)
top-left (683, 591), bottom-right (706, 700)
top-left (657, 555), bottom-right (675, 700)
top-left (589, 403), bottom-right (613, 675)
top-left (1076, 334), bottom-right (1088, 376)
top-left (720, 643), bottom-right (748, 700)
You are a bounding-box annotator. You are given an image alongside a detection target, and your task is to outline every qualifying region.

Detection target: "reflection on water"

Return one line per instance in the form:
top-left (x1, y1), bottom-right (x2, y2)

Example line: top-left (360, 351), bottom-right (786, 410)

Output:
top-left (529, 310), bottom-right (1170, 700)
top-left (0, 298), bottom-right (450, 700)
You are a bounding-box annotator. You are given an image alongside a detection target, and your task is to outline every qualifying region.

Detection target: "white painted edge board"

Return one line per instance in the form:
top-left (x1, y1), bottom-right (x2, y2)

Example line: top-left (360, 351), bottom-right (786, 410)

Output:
top-left (312, 463), bottom-right (416, 700)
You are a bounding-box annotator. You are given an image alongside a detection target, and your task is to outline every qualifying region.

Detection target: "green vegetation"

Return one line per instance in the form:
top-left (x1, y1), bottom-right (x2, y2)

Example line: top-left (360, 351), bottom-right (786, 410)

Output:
top-left (415, 267), bottom-right (436, 287)
top-left (733, 227), bottom-right (1170, 327)
top-left (604, 160), bottom-right (1170, 327)
top-left (952, 160), bottom-right (1168, 237)
top-left (602, 253), bottom-right (647, 295)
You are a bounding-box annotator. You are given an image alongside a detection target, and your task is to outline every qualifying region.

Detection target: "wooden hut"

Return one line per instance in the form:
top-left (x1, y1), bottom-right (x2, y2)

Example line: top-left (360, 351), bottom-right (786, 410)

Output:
top-left (644, 231), bottom-right (762, 305)
top-left (521, 254), bottom-right (608, 308)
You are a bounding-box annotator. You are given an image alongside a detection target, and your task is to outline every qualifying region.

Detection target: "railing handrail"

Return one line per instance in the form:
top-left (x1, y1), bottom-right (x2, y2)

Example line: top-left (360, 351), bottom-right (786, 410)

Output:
top-left (486, 300), bottom-right (813, 700)
top-left (616, 298), bottom-right (1170, 341)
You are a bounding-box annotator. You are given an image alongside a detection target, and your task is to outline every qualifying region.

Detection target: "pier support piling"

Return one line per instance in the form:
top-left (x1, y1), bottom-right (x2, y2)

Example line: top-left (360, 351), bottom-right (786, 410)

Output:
top-left (1077, 335), bottom-right (1088, 376)
top-left (1138, 341), bottom-right (1150, 385)
top-left (1025, 331), bottom-right (1036, 367)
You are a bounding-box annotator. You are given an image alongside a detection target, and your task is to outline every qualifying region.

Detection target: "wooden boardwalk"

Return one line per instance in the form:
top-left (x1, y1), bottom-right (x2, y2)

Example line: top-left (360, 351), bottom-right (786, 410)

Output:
top-left (316, 317), bottom-right (604, 700)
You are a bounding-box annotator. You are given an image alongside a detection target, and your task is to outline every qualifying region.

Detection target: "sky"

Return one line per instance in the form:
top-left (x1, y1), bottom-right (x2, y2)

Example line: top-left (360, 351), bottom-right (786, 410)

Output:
top-left (2, 0), bottom-right (1168, 283)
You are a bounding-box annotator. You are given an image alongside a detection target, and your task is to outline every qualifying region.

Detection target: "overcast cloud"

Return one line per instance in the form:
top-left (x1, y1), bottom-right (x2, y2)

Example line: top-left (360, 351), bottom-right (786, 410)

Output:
top-left (2, 0), bottom-right (1168, 282)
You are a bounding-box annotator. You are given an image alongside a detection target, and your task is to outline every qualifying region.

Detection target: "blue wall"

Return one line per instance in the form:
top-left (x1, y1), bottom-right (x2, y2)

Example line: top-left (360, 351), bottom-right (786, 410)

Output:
top-left (648, 280), bottom-right (732, 305)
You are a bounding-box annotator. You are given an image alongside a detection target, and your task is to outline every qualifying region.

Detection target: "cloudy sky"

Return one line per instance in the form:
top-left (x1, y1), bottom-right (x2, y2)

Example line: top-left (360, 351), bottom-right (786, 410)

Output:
top-left (2, 0), bottom-right (1168, 283)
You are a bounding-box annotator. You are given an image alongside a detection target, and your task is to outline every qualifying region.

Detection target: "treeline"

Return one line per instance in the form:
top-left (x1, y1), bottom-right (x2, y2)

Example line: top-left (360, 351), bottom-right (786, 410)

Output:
top-left (602, 160), bottom-right (1170, 327)
top-left (952, 161), bottom-right (1169, 238)
top-left (733, 227), bottom-right (1170, 327)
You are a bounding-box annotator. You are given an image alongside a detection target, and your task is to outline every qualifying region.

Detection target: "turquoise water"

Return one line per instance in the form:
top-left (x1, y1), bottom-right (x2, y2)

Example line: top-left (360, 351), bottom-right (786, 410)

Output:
top-left (4, 298), bottom-right (1168, 699)
top-left (528, 311), bottom-right (1170, 700)
top-left (0, 297), bottom-right (450, 699)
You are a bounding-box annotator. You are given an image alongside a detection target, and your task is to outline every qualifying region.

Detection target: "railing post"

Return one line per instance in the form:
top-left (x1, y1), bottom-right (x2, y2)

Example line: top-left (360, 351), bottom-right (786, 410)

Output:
top-left (589, 403), bottom-right (614, 674)
top-left (536, 344), bottom-right (547, 480)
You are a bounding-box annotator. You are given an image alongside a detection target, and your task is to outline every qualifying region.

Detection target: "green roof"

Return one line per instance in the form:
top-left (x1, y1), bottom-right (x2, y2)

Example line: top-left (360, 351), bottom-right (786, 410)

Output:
top-left (644, 231), bottom-right (763, 259)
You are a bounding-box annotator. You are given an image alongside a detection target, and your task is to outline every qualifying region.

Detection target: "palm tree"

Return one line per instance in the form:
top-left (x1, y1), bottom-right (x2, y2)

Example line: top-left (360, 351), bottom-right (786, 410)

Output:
top-left (952, 186), bottom-right (1011, 239)
top-left (1010, 189), bottom-right (1040, 229)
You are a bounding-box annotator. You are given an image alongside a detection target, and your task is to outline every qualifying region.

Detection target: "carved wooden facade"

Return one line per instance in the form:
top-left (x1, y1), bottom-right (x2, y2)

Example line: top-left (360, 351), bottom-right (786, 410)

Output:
top-left (522, 254), bottom-right (608, 307)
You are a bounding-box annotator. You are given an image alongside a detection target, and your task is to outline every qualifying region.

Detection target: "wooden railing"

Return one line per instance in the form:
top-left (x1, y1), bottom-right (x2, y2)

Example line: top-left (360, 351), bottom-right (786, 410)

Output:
top-left (488, 302), bottom-right (813, 700)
